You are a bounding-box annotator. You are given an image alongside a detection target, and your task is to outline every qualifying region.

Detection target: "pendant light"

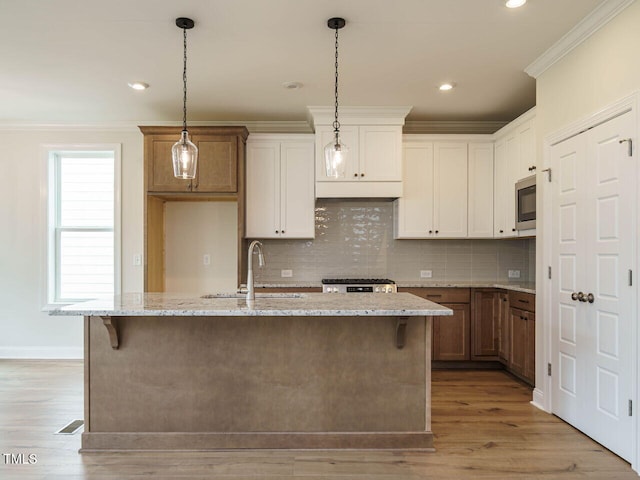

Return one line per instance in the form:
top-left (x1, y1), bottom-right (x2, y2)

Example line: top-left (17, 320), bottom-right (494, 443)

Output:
top-left (324, 17), bottom-right (348, 178)
top-left (172, 17), bottom-right (198, 179)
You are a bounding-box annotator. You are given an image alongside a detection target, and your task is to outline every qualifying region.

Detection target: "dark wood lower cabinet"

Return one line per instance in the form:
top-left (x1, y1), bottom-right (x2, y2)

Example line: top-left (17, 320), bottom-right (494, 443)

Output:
top-left (433, 303), bottom-right (470, 361)
top-left (508, 305), bottom-right (535, 385)
top-left (471, 290), bottom-right (499, 359)
top-left (497, 292), bottom-right (510, 363)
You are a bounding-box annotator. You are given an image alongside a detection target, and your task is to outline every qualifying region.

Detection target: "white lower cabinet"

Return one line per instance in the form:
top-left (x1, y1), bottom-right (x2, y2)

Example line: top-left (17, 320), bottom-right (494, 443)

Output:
top-left (246, 135), bottom-right (315, 239)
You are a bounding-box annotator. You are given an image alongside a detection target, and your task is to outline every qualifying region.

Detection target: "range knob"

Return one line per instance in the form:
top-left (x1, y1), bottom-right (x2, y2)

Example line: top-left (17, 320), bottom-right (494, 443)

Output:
top-left (375, 287), bottom-right (381, 293)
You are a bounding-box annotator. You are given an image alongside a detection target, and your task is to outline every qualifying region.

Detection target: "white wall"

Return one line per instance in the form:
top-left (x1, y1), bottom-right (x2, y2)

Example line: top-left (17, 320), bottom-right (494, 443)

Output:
top-left (0, 128), bottom-right (144, 358)
top-left (534, 2), bottom-right (640, 408)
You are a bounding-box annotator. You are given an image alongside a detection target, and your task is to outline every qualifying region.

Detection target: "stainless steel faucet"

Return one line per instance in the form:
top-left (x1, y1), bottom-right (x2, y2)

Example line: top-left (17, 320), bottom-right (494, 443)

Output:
top-left (245, 240), bottom-right (265, 301)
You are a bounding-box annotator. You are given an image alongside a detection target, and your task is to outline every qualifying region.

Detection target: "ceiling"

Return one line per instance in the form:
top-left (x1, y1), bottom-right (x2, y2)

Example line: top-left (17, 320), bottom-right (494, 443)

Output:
top-left (0, 0), bottom-right (604, 126)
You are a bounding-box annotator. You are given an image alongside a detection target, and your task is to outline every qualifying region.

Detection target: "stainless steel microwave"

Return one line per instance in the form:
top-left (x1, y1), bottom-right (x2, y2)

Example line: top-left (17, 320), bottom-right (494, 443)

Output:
top-left (515, 175), bottom-right (536, 231)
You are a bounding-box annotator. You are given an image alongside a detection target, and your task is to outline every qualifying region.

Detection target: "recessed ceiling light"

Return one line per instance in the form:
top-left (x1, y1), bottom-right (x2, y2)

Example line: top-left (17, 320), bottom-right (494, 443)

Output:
top-left (128, 82), bottom-right (149, 90)
top-left (439, 83), bottom-right (455, 91)
top-left (505, 0), bottom-right (526, 8)
top-left (282, 81), bottom-right (303, 90)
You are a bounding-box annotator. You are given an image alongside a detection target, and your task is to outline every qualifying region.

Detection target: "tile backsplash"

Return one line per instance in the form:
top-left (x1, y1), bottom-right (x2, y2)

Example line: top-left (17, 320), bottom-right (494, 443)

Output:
top-left (253, 200), bottom-right (535, 284)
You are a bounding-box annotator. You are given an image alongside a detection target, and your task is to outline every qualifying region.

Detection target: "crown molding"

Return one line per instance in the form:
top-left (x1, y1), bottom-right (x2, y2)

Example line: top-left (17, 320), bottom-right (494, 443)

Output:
top-left (0, 120), bottom-right (313, 134)
top-left (307, 106), bottom-right (413, 127)
top-left (403, 120), bottom-right (508, 135)
top-left (492, 107), bottom-right (536, 139)
top-left (525, 0), bottom-right (635, 79)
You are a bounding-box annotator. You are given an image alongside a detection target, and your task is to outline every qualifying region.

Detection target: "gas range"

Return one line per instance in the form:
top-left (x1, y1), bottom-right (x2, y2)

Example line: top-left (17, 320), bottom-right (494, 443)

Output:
top-left (321, 278), bottom-right (397, 294)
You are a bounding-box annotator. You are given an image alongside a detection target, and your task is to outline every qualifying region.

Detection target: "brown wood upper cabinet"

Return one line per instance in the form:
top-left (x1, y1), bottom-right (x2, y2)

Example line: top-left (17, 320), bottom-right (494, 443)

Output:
top-left (141, 126), bottom-right (246, 194)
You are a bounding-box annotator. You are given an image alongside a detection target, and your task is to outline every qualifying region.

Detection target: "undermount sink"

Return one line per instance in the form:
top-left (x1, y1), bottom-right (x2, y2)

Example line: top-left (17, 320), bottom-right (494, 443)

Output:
top-left (201, 293), bottom-right (306, 299)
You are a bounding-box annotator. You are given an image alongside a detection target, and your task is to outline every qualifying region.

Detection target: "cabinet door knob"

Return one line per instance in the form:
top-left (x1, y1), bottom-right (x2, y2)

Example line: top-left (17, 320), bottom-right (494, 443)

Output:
top-left (512, 228), bottom-right (516, 232)
top-left (528, 166), bottom-right (537, 172)
top-left (275, 230), bottom-right (279, 234)
top-left (354, 173), bottom-right (358, 177)
top-left (499, 229), bottom-right (504, 233)
top-left (429, 230), bottom-right (433, 234)
top-left (281, 230), bottom-right (285, 234)
top-left (360, 173), bottom-right (365, 177)
top-left (435, 230), bottom-right (439, 234)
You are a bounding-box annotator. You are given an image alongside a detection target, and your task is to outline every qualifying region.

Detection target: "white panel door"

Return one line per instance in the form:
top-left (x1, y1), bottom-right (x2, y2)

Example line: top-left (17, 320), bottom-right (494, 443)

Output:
top-left (551, 133), bottom-right (584, 428)
top-left (468, 142), bottom-right (494, 238)
top-left (393, 143), bottom-right (434, 239)
top-left (246, 142), bottom-right (280, 238)
top-left (551, 111), bottom-right (635, 461)
top-left (434, 143), bottom-right (468, 238)
top-left (280, 142), bottom-right (315, 239)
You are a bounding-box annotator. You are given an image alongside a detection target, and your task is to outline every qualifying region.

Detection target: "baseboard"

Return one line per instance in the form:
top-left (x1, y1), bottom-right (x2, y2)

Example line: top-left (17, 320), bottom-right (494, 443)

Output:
top-left (0, 346), bottom-right (83, 359)
top-left (531, 387), bottom-right (548, 412)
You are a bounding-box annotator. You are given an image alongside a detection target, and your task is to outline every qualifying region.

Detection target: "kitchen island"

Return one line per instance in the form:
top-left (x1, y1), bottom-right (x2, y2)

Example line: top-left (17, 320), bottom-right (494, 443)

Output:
top-left (51, 292), bottom-right (451, 451)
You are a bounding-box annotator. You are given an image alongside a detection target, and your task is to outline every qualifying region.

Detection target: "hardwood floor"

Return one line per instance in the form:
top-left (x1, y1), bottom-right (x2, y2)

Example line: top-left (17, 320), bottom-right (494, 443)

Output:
top-left (0, 360), bottom-right (636, 479)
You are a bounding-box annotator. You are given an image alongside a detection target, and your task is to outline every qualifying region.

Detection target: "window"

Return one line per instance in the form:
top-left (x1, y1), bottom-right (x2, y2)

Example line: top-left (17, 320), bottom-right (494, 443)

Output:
top-left (47, 147), bottom-right (121, 303)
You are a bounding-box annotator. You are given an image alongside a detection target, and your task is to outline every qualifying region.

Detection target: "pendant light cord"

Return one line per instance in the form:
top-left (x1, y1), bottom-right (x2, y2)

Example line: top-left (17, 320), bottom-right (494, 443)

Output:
top-left (333, 26), bottom-right (340, 140)
top-left (182, 27), bottom-right (188, 132)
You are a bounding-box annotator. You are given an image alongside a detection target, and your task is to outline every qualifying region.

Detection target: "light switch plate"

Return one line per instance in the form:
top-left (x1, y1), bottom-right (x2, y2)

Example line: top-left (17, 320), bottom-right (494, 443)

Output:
top-left (281, 269), bottom-right (293, 278)
top-left (133, 254), bottom-right (142, 266)
top-left (420, 270), bottom-right (433, 278)
top-left (508, 270), bottom-right (521, 279)
top-left (203, 254), bottom-right (211, 266)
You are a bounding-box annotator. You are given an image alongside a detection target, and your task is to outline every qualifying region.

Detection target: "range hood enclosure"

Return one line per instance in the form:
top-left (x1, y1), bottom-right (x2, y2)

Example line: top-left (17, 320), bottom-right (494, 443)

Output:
top-left (308, 107), bottom-right (412, 199)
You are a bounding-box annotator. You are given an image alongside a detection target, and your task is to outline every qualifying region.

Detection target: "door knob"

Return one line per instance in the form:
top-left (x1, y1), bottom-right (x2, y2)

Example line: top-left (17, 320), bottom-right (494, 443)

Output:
top-left (586, 293), bottom-right (594, 304)
top-left (577, 292), bottom-right (586, 302)
top-left (571, 292), bottom-right (578, 301)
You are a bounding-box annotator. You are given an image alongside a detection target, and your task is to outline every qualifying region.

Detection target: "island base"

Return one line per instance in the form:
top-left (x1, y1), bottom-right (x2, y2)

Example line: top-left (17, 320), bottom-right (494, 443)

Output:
top-left (80, 431), bottom-right (434, 451)
top-left (83, 314), bottom-right (433, 452)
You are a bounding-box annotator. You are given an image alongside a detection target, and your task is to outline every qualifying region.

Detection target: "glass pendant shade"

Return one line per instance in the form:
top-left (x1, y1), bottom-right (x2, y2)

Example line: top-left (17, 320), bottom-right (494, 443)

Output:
top-left (324, 135), bottom-right (348, 178)
top-left (172, 130), bottom-right (198, 179)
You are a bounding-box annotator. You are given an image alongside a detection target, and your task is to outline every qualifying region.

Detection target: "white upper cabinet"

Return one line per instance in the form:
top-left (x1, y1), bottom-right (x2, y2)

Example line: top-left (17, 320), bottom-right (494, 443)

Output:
top-left (468, 143), bottom-right (494, 238)
top-left (394, 142), bottom-right (434, 238)
top-left (394, 140), bottom-right (470, 239)
top-left (493, 108), bottom-right (536, 238)
top-left (309, 106), bottom-right (410, 198)
top-left (246, 135), bottom-right (315, 239)
top-left (433, 143), bottom-right (468, 238)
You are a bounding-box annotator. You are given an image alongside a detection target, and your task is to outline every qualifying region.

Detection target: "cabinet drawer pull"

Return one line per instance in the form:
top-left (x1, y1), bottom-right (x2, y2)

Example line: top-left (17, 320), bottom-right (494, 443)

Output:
top-left (517, 299), bottom-right (529, 304)
top-left (426, 294), bottom-right (442, 299)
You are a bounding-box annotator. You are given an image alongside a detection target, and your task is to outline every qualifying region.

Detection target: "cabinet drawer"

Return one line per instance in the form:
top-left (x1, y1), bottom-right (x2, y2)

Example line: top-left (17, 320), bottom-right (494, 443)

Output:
top-left (400, 287), bottom-right (470, 304)
top-left (509, 291), bottom-right (535, 312)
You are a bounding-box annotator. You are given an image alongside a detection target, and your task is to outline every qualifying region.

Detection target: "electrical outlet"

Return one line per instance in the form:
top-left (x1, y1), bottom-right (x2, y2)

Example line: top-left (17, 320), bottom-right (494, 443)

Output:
top-left (508, 270), bottom-right (521, 279)
top-left (133, 254), bottom-right (142, 266)
top-left (281, 269), bottom-right (293, 278)
top-left (203, 254), bottom-right (211, 266)
top-left (420, 270), bottom-right (433, 278)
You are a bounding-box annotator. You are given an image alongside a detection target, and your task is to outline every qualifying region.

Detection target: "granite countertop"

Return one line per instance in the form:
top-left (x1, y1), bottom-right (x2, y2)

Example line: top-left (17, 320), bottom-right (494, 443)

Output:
top-left (49, 292), bottom-right (453, 317)
top-left (258, 282), bottom-right (536, 294)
